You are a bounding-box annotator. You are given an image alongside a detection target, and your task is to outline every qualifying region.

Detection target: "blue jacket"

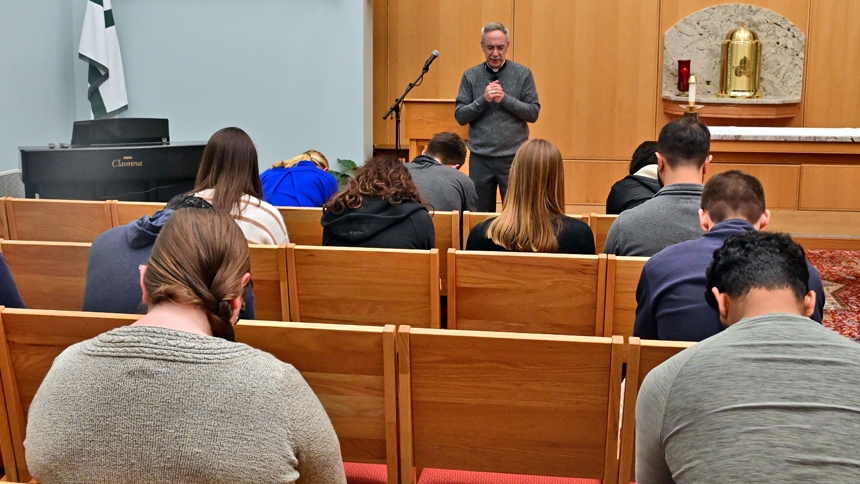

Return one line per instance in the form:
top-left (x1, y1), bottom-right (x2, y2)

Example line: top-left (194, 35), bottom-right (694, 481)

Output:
top-left (261, 161), bottom-right (339, 207)
top-left (634, 218), bottom-right (826, 342)
top-left (83, 209), bottom-right (256, 318)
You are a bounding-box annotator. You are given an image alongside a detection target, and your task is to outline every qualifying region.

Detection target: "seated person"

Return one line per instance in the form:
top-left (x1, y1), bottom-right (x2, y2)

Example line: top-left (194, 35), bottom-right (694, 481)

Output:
top-left (406, 132), bottom-right (478, 212)
top-left (605, 141), bottom-right (661, 214)
top-left (634, 171), bottom-right (824, 341)
top-left (82, 194), bottom-right (255, 319)
top-left (603, 118), bottom-right (711, 256)
top-left (26, 208), bottom-right (346, 484)
top-left (0, 253), bottom-right (25, 308)
top-left (466, 139), bottom-right (594, 254)
top-left (193, 127), bottom-right (289, 244)
top-left (322, 156), bottom-right (435, 249)
top-left (261, 149), bottom-right (339, 207)
top-left (636, 231), bottom-right (860, 484)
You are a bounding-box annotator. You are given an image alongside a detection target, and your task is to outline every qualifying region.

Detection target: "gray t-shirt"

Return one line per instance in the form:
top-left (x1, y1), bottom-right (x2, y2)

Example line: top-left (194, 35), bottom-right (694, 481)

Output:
top-left (26, 325), bottom-right (347, 484)
top-left (636, 313), bottom-right (860, 483)
top-left (603, 183), bottom-right (704, 256)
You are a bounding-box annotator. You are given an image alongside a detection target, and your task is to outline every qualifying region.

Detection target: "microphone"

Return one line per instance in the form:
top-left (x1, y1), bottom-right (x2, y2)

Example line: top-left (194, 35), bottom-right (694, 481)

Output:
top-left (422, 50), bottom-right (440, 71)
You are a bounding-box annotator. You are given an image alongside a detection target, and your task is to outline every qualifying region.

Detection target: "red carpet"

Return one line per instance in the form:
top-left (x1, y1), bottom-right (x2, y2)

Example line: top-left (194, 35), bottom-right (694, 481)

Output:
top-left (807, 249), bottom-right (860, 342)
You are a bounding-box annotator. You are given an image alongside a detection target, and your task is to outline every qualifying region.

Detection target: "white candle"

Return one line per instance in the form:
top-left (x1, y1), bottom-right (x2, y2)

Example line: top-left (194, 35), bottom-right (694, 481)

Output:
top-left (688, 75), bottom-right (697, 106)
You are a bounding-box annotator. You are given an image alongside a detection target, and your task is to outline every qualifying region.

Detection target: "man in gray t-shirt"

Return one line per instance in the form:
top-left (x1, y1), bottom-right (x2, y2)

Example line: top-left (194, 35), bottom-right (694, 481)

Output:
top-left (637, 231), bottom-right (860, 483)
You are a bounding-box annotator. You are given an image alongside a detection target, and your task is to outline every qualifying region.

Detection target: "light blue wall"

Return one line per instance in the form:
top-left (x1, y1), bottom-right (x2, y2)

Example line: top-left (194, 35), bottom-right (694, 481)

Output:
top-left (72, 0), bottom-right (373, 171)
top-left (0, 1), bottom-right (77, 172)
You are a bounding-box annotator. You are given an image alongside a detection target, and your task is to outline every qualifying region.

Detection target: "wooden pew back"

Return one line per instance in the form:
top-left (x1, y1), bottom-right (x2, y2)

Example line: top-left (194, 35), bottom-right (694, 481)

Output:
top-left (235, 321), bottom-right (398, 482)
top-left (0, 197), bottom-right (9, 239)
top-left (398, 327), bottom-right (623, 483)
top-left (590, 214), bottom-right (618, 254)
top-left (431, 211), bottom-right (458, 296)
top-left (4, 198), bottom-right (112, 242)
top-left (448, 249), bottom-right (607, 335)
top-left (0, 240), bottom-right (90, 311)
top-left (618, 338), bottom-right (694, 484)
top-left (111, 201), bottom-right (166, 226)
top-left (0, 309), bottom-right (138, 481)
top-left (604, 255), bottom-right (648, 337)
top-left (248, 244), bottom-right (289, 321)
top-left (278, 207), bottom-right (324, 245)
top-left (287, 245), bottom-right (440, 328)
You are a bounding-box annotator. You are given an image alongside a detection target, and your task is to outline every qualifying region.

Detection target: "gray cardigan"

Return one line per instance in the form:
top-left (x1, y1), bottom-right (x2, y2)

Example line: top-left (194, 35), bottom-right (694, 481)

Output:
top-left (455, 61), bottom-right (540, 157)
top-left (25, 325), bottom-right (347, 484)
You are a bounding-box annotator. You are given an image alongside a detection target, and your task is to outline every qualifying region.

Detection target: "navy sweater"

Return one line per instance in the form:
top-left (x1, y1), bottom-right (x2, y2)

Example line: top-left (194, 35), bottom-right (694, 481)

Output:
top-left (634, 219), bottom-right (826, 342)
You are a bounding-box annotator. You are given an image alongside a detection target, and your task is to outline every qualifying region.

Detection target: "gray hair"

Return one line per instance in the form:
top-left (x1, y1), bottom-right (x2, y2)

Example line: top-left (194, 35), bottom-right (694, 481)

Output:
top-left (481, 22), bottom-right (510, 43)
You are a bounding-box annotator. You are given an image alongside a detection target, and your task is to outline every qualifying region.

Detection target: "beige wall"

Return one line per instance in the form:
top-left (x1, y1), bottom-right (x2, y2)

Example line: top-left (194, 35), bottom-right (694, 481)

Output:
top-left (374, 0), bottom-right (860, 211)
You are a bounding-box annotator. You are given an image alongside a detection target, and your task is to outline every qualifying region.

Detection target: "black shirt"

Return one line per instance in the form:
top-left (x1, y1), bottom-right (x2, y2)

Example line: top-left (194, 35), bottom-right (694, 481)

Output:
top-left (465, 216), bottom-right (595, 254)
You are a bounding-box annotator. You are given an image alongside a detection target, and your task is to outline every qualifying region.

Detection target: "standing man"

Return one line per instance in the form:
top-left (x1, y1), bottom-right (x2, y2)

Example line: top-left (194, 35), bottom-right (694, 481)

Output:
top-left (455, 22), bottom-right (540, 212)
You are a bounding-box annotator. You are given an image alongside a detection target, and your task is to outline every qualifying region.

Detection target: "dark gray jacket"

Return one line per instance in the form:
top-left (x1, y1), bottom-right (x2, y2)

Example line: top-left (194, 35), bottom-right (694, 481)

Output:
top-left (455, 61), bottom-right (540, 157)
top-left (406, 155), bottom-right (477, 212)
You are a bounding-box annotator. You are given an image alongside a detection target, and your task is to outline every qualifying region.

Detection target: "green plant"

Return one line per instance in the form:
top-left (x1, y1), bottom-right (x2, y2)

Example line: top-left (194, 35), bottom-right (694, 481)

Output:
top-left (330, 158), bottom-right (358, 188)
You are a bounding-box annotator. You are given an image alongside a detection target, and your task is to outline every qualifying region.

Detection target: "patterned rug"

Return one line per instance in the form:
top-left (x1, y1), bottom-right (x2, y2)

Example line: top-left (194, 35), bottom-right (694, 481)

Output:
top-left (806, 250), bottom-right (860, 342)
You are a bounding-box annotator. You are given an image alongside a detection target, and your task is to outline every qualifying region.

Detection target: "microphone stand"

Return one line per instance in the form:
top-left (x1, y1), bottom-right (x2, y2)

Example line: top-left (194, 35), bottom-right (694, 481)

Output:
top-left (383, 64), bottom-right (431, 161)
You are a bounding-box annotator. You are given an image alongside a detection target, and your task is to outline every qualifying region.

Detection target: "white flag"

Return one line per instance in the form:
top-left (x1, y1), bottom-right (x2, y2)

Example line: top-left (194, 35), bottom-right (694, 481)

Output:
top-left (78, 0), bottom-right (128, 118)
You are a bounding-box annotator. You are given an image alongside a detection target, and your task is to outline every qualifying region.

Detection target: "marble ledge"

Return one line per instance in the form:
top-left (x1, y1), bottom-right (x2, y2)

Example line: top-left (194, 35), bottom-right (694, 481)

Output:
top-left (709, 127), bottom-right (860, 142)
top-left (662, 94), bottom-right (801, 105)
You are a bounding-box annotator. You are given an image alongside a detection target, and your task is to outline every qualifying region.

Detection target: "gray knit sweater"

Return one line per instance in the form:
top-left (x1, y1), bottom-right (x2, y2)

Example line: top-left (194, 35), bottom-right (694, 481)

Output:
top-left (25, 325), bottom-right (347, 484)
top-left (455, 61), bottom-right (540, 157)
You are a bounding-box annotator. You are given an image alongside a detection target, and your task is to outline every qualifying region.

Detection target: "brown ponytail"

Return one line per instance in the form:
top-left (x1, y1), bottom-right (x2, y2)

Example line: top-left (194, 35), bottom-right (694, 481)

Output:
top-left (143, 208), bottom-right (251, 340)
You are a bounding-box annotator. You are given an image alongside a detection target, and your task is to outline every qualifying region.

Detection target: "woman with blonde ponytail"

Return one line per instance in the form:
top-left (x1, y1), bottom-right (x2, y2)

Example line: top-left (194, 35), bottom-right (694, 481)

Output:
top-left (260, 149), bottom-right (339, 207)
top-left (25, 209), bottom-right (347, 484)
top-left (465, 138), bottom-right (595, 254)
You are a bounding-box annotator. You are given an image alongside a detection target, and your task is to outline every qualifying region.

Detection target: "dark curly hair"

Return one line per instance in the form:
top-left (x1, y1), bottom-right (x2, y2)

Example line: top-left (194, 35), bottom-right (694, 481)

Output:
top-left (704, 231), bottom-right (809, 311)
top-left (324, 156), bottom-right (430, 214)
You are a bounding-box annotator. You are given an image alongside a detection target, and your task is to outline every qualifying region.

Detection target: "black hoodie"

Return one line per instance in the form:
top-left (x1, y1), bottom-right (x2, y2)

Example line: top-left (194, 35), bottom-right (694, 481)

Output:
top-left (605, 174), bottom-right (662, 215)
top-left (321, 198), bottom-right (435, 249)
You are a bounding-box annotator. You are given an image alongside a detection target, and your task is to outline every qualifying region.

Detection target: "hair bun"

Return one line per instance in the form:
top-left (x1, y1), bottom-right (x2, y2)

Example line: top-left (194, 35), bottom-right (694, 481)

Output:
top-left (217, 300), bottom-right (234, 324)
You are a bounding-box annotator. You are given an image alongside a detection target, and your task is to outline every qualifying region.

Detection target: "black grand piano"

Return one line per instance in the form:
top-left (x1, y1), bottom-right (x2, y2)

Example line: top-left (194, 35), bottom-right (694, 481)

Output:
top-left (19, 118), bottom-right (204, 202)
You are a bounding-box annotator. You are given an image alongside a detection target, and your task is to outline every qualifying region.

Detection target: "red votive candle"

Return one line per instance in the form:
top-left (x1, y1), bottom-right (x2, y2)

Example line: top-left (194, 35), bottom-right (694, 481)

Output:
top-left (677, 60), bottom-right (691, 92)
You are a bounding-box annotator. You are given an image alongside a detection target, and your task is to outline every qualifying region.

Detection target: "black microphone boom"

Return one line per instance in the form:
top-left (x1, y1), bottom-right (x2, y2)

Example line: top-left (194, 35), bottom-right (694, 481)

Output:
top-left (422, 50), bottom-right (440, 72)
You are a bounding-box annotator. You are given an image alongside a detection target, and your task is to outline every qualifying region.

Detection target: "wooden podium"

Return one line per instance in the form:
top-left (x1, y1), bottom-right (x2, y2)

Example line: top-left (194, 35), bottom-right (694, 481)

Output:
top-left (403, 99), bottom-right (468, 161)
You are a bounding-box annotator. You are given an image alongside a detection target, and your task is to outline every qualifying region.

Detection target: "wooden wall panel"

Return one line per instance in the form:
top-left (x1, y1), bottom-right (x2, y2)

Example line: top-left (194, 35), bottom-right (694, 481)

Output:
top-left (373, 0), bottom-right (391, 146)
top-left (705, 163), bottom-right (800, 209)
top-left (514, 0), bottom-right (660, 160)
top-left (655, 0), bottom-right (810, 133)
top-left (384, 0), bottom-right (514, 146)
top-left (564, 160), bottom-right (629, 205)
top-left (800, 165), bottom-right (860, 211)
top-left (804, 0), bottom-right (860, 127)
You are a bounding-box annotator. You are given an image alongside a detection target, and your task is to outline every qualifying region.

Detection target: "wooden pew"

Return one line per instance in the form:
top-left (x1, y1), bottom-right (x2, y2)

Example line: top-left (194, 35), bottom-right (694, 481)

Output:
top-left (247, 244), bottom-right (290, 321)
top-left (0, 240), bottom-right (90, 311)
top-left (603, 255), bottom-right (649, 337)
top-left (235, 321), bottom-right (398, 483)
top-left (278, 207), bottom-right (324, 245)
top-left (111, 201), bottom-right (166, 226)
top-left (590, 213), bottom-right (619, 254)
top-left (0, 309), bottom-right (139, 481)
top-left (792, 234), bottom-right (860, 250)
top-left (4, 198), bottom-right (112, 242)
top-left (447, 249), bottom-right (607, 336)
top-left (431, 211), bottom-right (458, 296)
top-left (0, 197), bottom-right (9, 239)
top-left (397, 326), bottom-right (624, 483)
top-left (618, 338), bottom-right (695, 484)
top-left (287, 245), bottom-right (440, 328)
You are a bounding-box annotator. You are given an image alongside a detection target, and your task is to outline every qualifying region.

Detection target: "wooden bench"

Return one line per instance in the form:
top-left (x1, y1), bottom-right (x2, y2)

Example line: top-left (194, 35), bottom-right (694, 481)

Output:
top-left (447, 249), bottom-right (607, 335)
top-left (247, 244), bottom-right (290, 321)
top-left (4, 198), bottom-right (112, 243)
top-left (603, 255), bottom-right (648, 337)
top-left (0, 309), bottom-right (400, 483)
top-left (287, 245), bottom-right (440, 328)
top-left (618, 338), bottom-right (695, 484)
top-left (431, 211), bottom-right (458, 296)
top-left (278, 206), bottom-right (324, 245)
top-left (111, 200), bottom-right (166, 226)
top-left (397, 326), bottom-right (624, 483)
top-left (0, 240), bottom-right (90, 311)
top-left (590, 214), bottom-right (618, 254)
top-left (792, 234), bottom-right (860, 250)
